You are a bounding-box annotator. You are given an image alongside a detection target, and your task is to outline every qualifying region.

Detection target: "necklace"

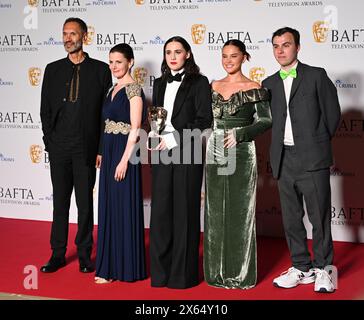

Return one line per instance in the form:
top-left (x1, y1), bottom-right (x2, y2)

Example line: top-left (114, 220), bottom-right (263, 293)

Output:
top-left (69, 65), bottom-right (80, 103)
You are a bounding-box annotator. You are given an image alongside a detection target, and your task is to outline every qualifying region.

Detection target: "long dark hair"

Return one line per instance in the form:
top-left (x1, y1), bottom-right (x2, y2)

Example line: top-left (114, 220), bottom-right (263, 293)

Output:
top-left (161, 36), bottom-right (200, 78)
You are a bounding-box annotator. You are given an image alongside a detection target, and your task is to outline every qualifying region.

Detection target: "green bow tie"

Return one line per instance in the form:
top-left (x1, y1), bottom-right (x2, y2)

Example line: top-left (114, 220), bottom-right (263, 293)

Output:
top-left (279, 68), bottom-right (297, 80)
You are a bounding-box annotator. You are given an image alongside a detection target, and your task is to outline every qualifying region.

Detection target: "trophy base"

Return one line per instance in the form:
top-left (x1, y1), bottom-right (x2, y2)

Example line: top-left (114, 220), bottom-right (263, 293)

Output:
top-left (148, 136), bottom-right (161, 149)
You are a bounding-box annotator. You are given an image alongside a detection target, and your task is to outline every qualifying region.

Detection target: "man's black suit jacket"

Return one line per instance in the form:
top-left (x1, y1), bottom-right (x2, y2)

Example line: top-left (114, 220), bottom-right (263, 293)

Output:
top-left (40, 53), bottom-right (112, 165)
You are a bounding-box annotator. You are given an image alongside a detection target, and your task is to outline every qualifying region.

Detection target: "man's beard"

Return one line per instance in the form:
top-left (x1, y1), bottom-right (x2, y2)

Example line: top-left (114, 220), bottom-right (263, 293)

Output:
top-left (64, 40), bottom-right (83, 54)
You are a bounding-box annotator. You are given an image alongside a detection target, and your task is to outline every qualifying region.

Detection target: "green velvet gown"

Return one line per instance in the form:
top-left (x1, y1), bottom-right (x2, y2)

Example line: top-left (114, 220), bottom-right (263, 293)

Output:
top-left (204, 88), bottom-right (272, 289)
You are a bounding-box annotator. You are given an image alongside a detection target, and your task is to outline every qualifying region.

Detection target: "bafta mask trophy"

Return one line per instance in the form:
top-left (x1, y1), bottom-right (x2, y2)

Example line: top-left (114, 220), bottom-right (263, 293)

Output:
top-left (148, 106), bottom-right (168, 149)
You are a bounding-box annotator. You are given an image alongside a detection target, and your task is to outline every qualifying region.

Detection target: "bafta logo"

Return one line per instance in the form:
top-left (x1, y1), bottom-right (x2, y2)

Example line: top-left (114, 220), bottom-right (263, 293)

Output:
top-left (313, 21), bottom-right (330, 43)
top-left (249, 67), bottom-right (265, 84)
top-left (191, 24), bottom-right (206, 45)
top-left (30, 144), bottom-right (43, 163)
top-left (28, 67), bottom-right (41, 86)
top-left (84, 25), bottom-right (95, 45)
top-left (135, 0), bottom-right (145, 4)
top-left (133, 67), bottom-right (148, 86)
top-left (28, 0), bottom-right (38, 7)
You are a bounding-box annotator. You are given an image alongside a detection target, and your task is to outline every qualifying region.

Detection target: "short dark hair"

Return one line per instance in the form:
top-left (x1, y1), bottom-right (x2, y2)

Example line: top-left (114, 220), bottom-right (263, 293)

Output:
top-left (63, 17), bottom-right (87, 35)
top-left (272, 27), bottom-right (300, 46)
top-left (109, 43), bottom-right (134, 61)
top-left (161, 36), bottom-right (200, 77)
top-left (223, 39), bottom-right (251, 61)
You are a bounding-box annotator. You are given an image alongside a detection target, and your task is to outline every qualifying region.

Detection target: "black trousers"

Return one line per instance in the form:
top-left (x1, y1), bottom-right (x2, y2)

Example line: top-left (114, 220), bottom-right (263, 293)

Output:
top-left (150, 162), bottom-right (203, 289)
top-left (49, 145), bottom-right (96, 263)
top-left (277, 146), bottom-right (334, 272)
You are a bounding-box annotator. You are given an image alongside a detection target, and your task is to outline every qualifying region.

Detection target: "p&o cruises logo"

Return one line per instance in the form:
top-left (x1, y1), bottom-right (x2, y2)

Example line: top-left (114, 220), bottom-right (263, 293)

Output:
top-left (0, 77), bottom-right (13, 86)
top-left (335, 79), bottom-right (357, 90)
top-left (86, 0), bottom-right (117, 7)
top-left (148, 36), bottom-right (166, 45)
top-left (0, 153), bottom-right (15, 163)
top-left (40, 36), bottom-right (63, 46)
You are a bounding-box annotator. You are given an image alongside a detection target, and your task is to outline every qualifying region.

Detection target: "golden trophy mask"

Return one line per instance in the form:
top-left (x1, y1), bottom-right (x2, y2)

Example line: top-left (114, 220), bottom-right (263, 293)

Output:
top-left (313, 21), bottom-right (330, 43)
top-left (191, 24), bottom-right (206, 45)
top-left (28, 0), bottom-right (38, 7)
top-left (28, 67), bottom-right (41, 86)
top-left (148, 106), bottom-right (168, 149)
top-left (249, 67), bottom-right (265, 84)
top-left (133, 67), bottom-right (148, 86)
top-left (30, 144), bottom-right (43, 163)
top-left (84, 26), bottom-right (95, 45)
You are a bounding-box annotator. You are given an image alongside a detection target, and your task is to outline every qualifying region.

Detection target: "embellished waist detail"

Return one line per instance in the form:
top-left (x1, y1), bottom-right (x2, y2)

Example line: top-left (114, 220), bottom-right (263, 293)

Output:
top-left (214, 118), bottom-right (251, 130)
top-left (104, 119), bottom-right (131, 135)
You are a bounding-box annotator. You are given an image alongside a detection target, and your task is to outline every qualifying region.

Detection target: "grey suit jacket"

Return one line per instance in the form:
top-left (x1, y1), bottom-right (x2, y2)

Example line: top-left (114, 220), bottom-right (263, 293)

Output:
top-left (262, 61), bottom-right (341, 179)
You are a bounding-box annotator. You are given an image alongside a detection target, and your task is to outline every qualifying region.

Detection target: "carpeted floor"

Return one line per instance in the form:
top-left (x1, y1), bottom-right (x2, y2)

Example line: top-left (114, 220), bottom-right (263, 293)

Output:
top-left (1, 217), bottom-right (364, 300)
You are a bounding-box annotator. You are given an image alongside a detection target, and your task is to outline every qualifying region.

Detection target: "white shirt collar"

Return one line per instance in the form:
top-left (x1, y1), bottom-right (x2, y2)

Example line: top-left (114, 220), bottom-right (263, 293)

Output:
top-left (171, 68), bottom-right (184, 76)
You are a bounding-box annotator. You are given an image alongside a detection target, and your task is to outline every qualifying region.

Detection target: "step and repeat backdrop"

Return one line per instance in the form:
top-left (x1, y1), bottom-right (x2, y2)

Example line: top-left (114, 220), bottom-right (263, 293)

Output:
top-left (0, 0), bottom-right (363, 242)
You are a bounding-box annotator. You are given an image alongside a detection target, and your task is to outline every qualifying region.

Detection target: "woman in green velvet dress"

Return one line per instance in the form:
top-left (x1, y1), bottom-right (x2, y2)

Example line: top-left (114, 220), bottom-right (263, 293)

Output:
top-left (204, 39), bottom-right (272, 289)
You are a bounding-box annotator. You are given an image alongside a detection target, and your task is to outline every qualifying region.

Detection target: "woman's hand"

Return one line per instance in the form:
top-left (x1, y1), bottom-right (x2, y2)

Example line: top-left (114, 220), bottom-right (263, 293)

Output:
top-left (114, 159), bottom-right (128, 181)
top-left (95, 155), bottom-right (102, 169)
top-left (223, 129), bottom-right (237, 148)
top-left (146, 131), bottom-right (167, 151)
top-left (155, 137), bottom-right (167, 151)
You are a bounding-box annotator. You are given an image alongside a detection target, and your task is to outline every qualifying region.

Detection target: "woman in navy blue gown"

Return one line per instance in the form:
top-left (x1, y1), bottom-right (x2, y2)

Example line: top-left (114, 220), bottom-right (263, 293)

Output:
top-left (95, 43), bottom-right (146, 284)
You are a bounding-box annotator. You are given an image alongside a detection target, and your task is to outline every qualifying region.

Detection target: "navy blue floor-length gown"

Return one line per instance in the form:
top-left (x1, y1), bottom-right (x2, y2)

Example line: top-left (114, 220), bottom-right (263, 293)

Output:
top-left (96, 82), bottom-right (146, 281)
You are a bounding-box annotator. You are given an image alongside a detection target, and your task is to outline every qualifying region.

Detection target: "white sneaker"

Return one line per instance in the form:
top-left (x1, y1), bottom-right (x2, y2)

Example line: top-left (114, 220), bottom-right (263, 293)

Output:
top-left (273, 267), bottom-right (316, 288)
top-left (314, 269), bottom-right (335, 293)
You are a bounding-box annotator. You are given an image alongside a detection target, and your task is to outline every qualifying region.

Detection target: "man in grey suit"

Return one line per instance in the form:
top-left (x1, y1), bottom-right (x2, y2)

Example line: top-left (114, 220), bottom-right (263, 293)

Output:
top-left (262, 27), bottom-right (341, 293)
